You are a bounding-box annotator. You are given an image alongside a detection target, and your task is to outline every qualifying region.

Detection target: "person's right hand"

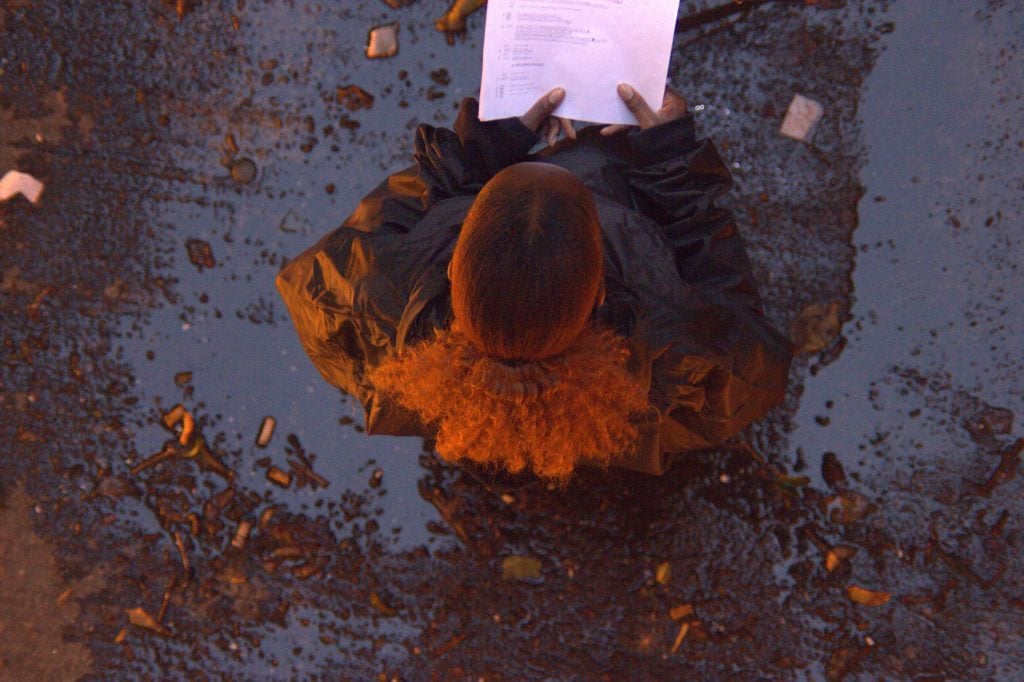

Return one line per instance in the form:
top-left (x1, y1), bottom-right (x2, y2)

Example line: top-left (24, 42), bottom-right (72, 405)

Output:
top-left (600, 83), bottom-right (688, 136)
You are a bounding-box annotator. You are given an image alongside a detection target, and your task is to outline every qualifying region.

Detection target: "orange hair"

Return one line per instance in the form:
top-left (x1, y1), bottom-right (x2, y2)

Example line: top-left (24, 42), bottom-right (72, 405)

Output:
top-left (370, 163), bottom-right (649, 481)
top-left (368, 321), bottom-right (649, 481)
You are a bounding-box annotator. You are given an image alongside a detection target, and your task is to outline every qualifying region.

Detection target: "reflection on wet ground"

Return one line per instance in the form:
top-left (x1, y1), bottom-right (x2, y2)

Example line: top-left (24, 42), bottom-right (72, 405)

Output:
top-left (1, 0), bottom-right (1022, 678)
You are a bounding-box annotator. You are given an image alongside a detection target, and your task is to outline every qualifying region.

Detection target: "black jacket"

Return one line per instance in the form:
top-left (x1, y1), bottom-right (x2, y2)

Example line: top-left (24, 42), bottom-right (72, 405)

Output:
top-left (276, 98), bottom-right (792, 474)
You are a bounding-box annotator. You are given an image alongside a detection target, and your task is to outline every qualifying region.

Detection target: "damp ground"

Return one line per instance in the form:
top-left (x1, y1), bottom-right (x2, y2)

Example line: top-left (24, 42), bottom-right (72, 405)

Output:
top-left (1, 0), bottom-right (1022, 679)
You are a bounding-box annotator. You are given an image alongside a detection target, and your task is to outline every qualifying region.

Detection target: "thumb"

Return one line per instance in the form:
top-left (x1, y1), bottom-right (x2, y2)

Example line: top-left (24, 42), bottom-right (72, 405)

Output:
top-left (617, 83), bottom-right (658, 128)
top-left (520, 87), bottom-right (565, 131)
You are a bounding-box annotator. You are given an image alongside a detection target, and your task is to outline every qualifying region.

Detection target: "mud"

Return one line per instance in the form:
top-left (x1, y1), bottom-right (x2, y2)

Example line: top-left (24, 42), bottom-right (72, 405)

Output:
top-left (1, 0), bottom-right (1021, 679)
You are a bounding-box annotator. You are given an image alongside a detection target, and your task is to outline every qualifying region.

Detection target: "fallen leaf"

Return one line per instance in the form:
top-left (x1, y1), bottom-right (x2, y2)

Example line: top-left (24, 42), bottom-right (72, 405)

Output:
top-left (825, 546), bottom-right (857, 572)
top-left (435, 0), bottom-right (487, 33)
top-left (655, 561), bottom-right (672, 585)
top-left (790, 301), bottom-right (842, 354)
top-left (126, 607), bottom-right (171, 636)
top-left (501, 555), bottom-right (542, 581)
top-left (370, 591), bottom-right (398, 616)
top-left (846, 585), bottom-right (890, 606)
top-left (829, 492), bottom-right (872, 524)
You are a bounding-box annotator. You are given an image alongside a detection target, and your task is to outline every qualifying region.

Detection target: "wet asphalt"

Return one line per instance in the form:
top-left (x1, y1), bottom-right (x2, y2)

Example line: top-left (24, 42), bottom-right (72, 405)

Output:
top-left (1, 0), bottom-right (1022, 679)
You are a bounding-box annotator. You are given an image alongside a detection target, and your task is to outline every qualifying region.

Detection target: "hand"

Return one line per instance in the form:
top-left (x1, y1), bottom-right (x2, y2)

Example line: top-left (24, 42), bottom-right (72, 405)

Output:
top-left (600, 83), bottom-right (688, 136)
top-left (519, 87), bottom-right (576, 146)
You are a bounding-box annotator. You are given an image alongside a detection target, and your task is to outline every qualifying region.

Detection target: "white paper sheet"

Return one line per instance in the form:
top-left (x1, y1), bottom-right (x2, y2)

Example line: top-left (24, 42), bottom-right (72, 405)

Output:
top-left (479, 0), bottom-right (681, 125)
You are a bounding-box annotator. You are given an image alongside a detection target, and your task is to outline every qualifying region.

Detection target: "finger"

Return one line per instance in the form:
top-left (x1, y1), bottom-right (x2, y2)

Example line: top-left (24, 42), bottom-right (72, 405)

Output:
top-left (521, 87), bottom-right (566, 131)
top-left (617, 83), bottom-right (658, 128)
top-left (660, 89), bottom-right (688, 117)
top-left (600, 124), bottom-right (630, 136)
top-left (546, 119), bottom-right (558, 148)
top-left (558, 117), bottom-right (576, 140)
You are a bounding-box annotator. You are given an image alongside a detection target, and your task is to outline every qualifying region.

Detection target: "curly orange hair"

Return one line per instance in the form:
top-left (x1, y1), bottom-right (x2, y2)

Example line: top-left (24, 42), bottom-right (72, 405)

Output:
top-left (368, 321), bottom-right (649, 481)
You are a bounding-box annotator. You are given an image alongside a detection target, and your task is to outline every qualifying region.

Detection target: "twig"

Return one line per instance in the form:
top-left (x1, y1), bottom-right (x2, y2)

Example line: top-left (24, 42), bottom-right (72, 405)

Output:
top-left (970, 438), bottom-right (1023, 498)
top-left (157, 574), bottom-right (177, 623)
top-left (675, 0), bottom-right (776, 34)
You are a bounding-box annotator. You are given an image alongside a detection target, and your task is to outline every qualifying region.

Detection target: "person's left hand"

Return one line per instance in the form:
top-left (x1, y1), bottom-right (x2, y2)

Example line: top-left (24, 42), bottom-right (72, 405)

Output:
top-left (519, 87), bottom-right (577, 147)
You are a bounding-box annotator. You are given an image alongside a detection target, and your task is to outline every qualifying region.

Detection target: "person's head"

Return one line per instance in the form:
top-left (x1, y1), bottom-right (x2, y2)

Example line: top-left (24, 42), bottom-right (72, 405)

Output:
top-left (448, 162), bottom-right (605, 360)
top-left (371, 162), bottom-right (647, 482)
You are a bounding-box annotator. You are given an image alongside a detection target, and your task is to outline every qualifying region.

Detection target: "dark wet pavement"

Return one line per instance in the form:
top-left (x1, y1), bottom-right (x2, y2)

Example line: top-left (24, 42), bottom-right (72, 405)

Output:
top-left (2, 0), bottom-right (1022, 678)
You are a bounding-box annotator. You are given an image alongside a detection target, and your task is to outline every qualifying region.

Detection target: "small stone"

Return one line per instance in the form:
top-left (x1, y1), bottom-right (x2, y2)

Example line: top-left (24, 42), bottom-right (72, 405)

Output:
top-left (366, 22), bottom-right (400, 59)
top-left (780, 94), bottom-right (824, 142)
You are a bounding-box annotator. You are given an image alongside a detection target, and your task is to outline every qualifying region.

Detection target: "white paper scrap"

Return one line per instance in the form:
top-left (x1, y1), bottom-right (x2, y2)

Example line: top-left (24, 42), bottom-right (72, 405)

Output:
top-left (0, 170), bottom-right (45, 204)
top-left (479, 0), bottom-right (682, 125)
top-left (780, 94), bottom-right (824, 142)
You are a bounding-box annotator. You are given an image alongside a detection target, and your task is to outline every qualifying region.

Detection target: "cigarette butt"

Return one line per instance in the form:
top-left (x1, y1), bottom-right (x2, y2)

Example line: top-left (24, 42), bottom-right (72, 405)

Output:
top-left (256, 416), bottom-right (276, 447)
top-left (670, 622), bottom-right (689, 655)
top-left (266, 467), bottom-right (291, 488)
top-left (231, 521), bottom-right (252, 549)
top-left (259, 507), bottom-right (276, 528)
top-left (114, 627), bottom-right (128, 644)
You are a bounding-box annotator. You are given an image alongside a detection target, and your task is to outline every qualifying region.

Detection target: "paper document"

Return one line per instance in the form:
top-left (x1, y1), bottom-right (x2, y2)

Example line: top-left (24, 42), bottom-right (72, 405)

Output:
top-left (479, 0), bottom-right (681, 125)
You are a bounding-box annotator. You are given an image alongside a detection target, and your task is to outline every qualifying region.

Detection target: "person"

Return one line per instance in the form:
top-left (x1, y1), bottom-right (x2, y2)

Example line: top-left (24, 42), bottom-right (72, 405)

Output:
top-left (276, 83), bottom-right (793, 481)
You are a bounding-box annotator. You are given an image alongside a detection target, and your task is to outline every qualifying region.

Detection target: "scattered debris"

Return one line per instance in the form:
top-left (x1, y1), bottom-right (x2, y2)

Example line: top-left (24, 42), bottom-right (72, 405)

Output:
top-left (968, 438), bottom-right (1023, 498)
top-left (173, 371), bottom-right (192, 387)
top-left (429, 633), bottom-right (467, 659)
top-left (156, 575), bottom-right (177, 623)
top-left (130, 443), bottom-right (177, 475)
top-left (266, 467), bottom-right (292, 488)
top-left (846, 585), bottom-right (891, 607)
top-left (366, 22), bottom-right (400, 59)
top-left (655, 561), bottom-right (672, 585)
top-left (821, 452), bottom-right (847, 488)
top-left (381, 0), bottom-right (416, 8)
top-left (230, 157), bottom-right (257, 184)
top-left (162, 404), bottom-right (196, 446)
top-left (669, 622), bottom-right (690, 655)
top-left (173, 531), bottom-right (190, 571)
top-left (499, 492), bottom-right (515, 504)
top-left (824, 545), bottom-right (857, 572)
top-left (780, 94), bottom-right (824, 143)
top-left (113, 627), bottom-right (128, 644)
top-left (501, 555), bottom-right (542, 582)
top-left (185, 239), bottom-right (216, 271)
top-left (370, 591), bottom-right (398, 616)
top-left (126, 607), bottom-right (172, 636)
top-left (369, 469), bottom-right (383, 488)
top-left (336, 85), bottom-right (374, 111)
top-left (256, 416), bottom-right (276, 447)
top-left (0, 170), bottom-right (45, 204)
top-left (435, 0), bottom-right (486, 36)
top-left (231, 521), bottom-right (252, 549)
top-left (789, 301), bottom-right (842, 354)
top-left (429, 68), bottom-right (451, 86)
top-left (669, 603), bottom-right (694, 620)
top-left (279, 209), bottom-right (310, 233)
top-left (1, 266), bottom-right (41, 296)
top-left (827, 491), bottom-right (872, 524)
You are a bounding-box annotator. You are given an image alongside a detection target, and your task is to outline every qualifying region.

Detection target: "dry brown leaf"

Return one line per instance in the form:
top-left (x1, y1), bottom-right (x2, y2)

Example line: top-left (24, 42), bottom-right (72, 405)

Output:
top-left (435, 0), bottom-right (487, 33)
top-left (669, 603), bottom-right (694, 620)
top-left (126, 607), bottom-right (171, 636)
top-left (370, 591), bottom-right (398, 616)
top-left (789, 301), bottom-right (842, 354)
top-left (655, 561), bottom-right (671, 585)
top-left (501, 555), bottom-right (542, 581)
top-left (825, 546), bottom-right (857, 572)
top-left (846, 585), bottom-right (891, 606)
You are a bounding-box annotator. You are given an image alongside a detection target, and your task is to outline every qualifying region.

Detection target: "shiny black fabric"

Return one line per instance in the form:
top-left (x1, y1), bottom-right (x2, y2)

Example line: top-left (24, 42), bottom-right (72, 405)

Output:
top-left (276, 98), bottom-right (793, 474)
